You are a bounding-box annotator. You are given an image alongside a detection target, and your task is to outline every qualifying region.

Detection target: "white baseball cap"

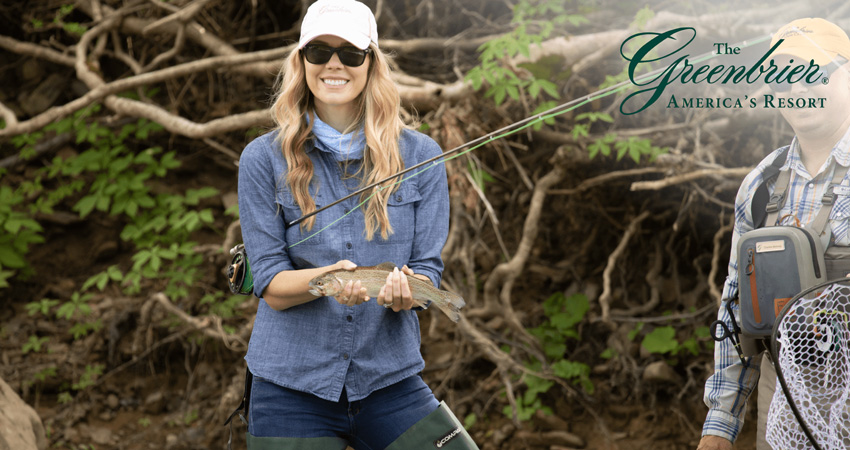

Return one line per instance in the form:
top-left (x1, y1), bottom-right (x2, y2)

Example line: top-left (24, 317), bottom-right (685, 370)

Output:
top-left (298, 0), bottom-right (379, 51)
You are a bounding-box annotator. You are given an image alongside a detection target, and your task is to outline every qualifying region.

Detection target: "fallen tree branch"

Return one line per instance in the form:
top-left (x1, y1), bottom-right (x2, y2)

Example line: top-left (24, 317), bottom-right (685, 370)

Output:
top-left (549, 167), bottom-right (665, 196)
top-left (0, 35), bottom-right (76, 67)
top-left (0, 39), bottom-right (288, 137)
top-left (150, 292), bottom-right (247, 351)
top-left (629, 167), bottom-right (752, 191)
top-left (598, 210), bottom-right (651, 324)
top-left (610, 240), bottom-right (663, 318)
top-left (709, 212), bottom-right (733, 307)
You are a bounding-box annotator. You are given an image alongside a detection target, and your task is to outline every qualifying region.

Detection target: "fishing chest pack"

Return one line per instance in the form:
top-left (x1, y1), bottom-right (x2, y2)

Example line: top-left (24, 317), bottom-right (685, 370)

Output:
top-left (736, 146), bottom-right (850, 356)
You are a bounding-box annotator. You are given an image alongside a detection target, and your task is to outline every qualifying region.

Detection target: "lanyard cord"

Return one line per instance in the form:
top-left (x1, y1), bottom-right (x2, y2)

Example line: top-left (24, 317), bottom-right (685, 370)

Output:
top-left (285, 33), bottom-right (772, 248)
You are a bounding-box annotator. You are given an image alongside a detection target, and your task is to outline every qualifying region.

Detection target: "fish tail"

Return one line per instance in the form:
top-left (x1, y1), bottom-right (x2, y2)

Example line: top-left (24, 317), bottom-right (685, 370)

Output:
top-left (435, 290), bottom-right (466, 323)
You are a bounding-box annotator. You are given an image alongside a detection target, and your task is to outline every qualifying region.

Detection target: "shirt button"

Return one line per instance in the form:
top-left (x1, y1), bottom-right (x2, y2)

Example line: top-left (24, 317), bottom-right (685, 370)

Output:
top-left (343, 353), bottom-right (349, 360)
top-left (344, 208), bottom-right (350, 214)
top-left (395, 194), bottom-right (402, 202)
top-left (346, 242), bottom-right (352, 249)
top-left (346, 315), bottom-right (352, 322)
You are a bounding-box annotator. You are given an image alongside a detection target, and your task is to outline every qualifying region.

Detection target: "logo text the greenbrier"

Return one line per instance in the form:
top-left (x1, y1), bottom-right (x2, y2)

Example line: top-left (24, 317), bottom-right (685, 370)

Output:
top-left (620, 27), bottom-right (826, 114)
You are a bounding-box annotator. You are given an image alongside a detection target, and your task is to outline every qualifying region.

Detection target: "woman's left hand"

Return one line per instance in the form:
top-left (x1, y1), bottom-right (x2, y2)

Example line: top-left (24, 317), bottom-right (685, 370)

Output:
top-left (377, 266), bottom-right (415, 312)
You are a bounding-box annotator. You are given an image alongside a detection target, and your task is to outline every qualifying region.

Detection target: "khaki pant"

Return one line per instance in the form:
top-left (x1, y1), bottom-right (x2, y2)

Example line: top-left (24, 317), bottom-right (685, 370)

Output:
top-left (757, 355), bottom-right (776, 450)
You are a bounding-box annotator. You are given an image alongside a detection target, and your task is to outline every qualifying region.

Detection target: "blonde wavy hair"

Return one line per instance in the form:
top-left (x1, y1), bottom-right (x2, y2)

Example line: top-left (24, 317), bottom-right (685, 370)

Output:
top-left (271, 44), bottom-right (405, 240)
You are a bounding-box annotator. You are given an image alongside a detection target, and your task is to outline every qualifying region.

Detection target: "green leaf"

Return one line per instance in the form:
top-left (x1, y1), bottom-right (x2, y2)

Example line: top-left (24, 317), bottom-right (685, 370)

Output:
top-left (74, 195), bottom-right (98, 218)
top-left (628, 322), bottom-right (644, 341)
top-left (600, 348), bottom-right (617, 359)
top-left (680, 337), bottom-right (700, 356)
top-left (463, 413), bottom-right (477, 430)
top-left (0, 245), bottom-right (26, 268)
top-left (199, 209), bottom-right (214, 223)
top-left (552, 360), bottom-right (589, 380)
top-left (641, 326), bottom-right (679, 354)
top-left (107, 265), bottom-right (123, 281)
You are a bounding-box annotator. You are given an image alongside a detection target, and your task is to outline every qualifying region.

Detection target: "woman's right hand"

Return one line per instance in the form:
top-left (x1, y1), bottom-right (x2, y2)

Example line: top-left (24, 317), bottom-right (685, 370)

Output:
top-left (333, 260), bottom-right (370, 306)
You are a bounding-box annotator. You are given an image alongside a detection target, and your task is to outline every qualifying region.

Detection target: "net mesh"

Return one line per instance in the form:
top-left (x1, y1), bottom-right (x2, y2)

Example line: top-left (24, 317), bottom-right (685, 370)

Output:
top-left (766, 282), bottom-right (850, 450)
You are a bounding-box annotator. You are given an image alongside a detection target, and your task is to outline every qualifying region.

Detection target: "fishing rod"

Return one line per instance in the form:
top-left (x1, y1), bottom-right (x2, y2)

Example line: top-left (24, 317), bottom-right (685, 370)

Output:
top-left (285, 32), bottom-right (773, 247)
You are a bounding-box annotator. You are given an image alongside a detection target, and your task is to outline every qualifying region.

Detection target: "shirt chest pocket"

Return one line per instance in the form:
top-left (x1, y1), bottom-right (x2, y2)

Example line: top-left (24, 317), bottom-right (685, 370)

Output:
top-left (375, 184), bottom-right (421, 245)
top-left (277, 189), bottom-right (327, 247)
top-left (828, 194), bottom-right (850, 245)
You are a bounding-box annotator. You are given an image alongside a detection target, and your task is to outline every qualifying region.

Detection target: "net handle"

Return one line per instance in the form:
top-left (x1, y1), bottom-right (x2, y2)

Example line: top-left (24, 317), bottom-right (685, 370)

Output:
top-left (770, 276), bottom-right (850, 450)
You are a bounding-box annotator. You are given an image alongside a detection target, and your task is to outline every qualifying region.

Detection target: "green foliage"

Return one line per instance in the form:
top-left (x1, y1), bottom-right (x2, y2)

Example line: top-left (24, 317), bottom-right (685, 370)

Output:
top-left (57, 391), bottom-right (73, 404)
top-left (628, 322), bottom-right (644, 341)
top-left (26, 298), bottom-right (60, 316)
top-left (639, 325), bottom-right (714, 360)
top-left (503, 377), bottom-right (553, 421)
top-left (183, 409), bottom-right (199, 425)
top-left (530, 292), bottom-right (588, 359)
top-left (465, 0), bottom-right (583, 107)
top-left (506, 292), bottom-right (592, 422)
top-left (0, 184), bottom-right (46, 280)
top-left (12, 107), bottom-right (216, 303)
top-left (463, 413), bottom-right (477, 430)
top-left (641, 326), bottom-right (679, 354)
top-left (69, 320), bottom-right (103, 340)
top-left (138, 417), bottom-right (151, 428)
top-left (225, 204), bottom-right (240, 218)
top-left (614, 137), bottom-right (666, 163)
top-left (200, 292), bottom-right (248, 320)
top-left (4, 104), bottom-right (232, 400)
top-left (31, 366), bottom-right (57, 383)
top-left (22, 335), bottom-right (50, 354)
top-left (72, 364), bottom-right (104, 391)
top-left (82, 265), bottom-right (123, 292)
top-left (56, 292), bottom-right (93, 320)
top-left (600, 348), bottom-right (618, 359)
top-left (52, 4), bottom-right (87, 36)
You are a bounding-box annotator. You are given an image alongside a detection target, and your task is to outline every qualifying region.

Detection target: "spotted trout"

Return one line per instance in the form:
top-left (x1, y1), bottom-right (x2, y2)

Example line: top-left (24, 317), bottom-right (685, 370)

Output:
top-left (308, 262), bottom-right (466, 322)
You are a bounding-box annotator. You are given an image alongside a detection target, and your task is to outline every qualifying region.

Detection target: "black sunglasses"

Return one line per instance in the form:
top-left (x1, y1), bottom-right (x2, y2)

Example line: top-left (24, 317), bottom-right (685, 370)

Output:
top-left (768, 56), bottom-right (848, 93)
top-left (301, 44), bottom-right (372, 67)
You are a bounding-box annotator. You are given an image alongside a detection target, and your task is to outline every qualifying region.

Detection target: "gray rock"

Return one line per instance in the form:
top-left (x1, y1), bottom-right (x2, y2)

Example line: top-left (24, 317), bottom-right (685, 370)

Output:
top-left (89, 427), bottom-right (113, 445)
top-left (107, 394), bottom-right (120, 409)
top-left (642, 360), bottom-right (682, 384)
top-left (0, 377), bottom-right (47, 450)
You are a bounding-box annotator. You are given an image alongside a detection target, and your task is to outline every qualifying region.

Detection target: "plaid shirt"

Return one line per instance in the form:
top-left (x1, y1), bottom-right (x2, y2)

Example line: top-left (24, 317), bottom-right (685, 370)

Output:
top-left (702, 128), bottom-right (850, 442)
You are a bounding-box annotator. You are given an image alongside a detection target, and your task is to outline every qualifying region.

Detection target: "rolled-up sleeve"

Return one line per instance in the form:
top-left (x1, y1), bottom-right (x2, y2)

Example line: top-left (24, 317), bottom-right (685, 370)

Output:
top-left (237, 136), bottom-right (294, 298)
top-left (702, 163), bottom-right (766, 441)
top-left (407, 137), bottom-right (449, 288)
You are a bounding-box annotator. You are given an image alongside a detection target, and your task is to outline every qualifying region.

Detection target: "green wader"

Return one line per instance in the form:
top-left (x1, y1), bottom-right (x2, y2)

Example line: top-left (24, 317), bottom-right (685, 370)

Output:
top-left (385, 401), bottom-right (479, 450)
top-left (244, 401), bottom-right (478, 450)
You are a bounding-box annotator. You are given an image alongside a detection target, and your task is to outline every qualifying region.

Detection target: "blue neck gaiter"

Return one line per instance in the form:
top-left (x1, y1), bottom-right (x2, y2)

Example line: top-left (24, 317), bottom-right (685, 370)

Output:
top-left (310, 114), bottom-right (366, 162)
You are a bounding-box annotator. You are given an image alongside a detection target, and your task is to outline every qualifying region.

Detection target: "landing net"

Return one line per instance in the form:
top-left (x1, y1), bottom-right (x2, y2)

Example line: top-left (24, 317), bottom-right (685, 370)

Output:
top-left (767, 281), bottom-right (850, 450)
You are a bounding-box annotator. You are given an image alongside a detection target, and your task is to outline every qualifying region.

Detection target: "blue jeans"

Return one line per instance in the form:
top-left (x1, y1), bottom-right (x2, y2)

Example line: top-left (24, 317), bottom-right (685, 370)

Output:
top-left (248, 374), bottom-right (439, 449)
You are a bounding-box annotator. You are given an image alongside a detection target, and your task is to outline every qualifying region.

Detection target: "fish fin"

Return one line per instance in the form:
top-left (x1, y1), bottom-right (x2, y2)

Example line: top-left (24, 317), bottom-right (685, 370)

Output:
top-left (374, 262), bottom-right (397, 272)
top-left (435, 290), bottom-right (466, 323)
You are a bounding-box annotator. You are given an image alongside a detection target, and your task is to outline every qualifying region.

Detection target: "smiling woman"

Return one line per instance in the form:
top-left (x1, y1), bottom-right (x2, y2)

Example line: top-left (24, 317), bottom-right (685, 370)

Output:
top-left (235, 0), bottom-right (478, 449)
top-left (303, 36), bottom-right (371, 130)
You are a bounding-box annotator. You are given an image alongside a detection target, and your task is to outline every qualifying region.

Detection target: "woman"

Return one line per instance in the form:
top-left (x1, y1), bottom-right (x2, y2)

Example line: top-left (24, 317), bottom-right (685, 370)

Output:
top-left (237, 0), bottom-right (477, 448)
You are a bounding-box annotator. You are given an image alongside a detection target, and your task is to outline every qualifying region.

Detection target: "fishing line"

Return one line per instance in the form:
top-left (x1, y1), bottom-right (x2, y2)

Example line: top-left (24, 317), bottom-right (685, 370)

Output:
top-left (287, 32), bottom-right (772, 248)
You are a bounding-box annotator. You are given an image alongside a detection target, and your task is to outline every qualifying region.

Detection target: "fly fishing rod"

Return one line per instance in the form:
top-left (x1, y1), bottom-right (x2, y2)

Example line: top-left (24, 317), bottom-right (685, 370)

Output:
top-left (285, 32), bottom-right (773, 246)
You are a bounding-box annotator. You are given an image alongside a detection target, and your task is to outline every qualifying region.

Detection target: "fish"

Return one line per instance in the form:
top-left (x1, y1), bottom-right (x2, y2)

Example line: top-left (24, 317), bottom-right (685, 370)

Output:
top-left (308, 262), bottom-right (466, 322)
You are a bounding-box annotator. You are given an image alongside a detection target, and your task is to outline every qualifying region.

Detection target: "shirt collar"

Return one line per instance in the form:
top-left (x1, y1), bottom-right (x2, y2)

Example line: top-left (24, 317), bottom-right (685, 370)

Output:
top-left (783, 126), bottom-right (850, 175)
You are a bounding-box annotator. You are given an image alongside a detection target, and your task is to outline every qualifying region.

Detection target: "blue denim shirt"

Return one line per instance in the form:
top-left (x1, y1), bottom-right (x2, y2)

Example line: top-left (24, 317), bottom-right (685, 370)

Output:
top-left (238, 128), bottom-right (449, 402)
